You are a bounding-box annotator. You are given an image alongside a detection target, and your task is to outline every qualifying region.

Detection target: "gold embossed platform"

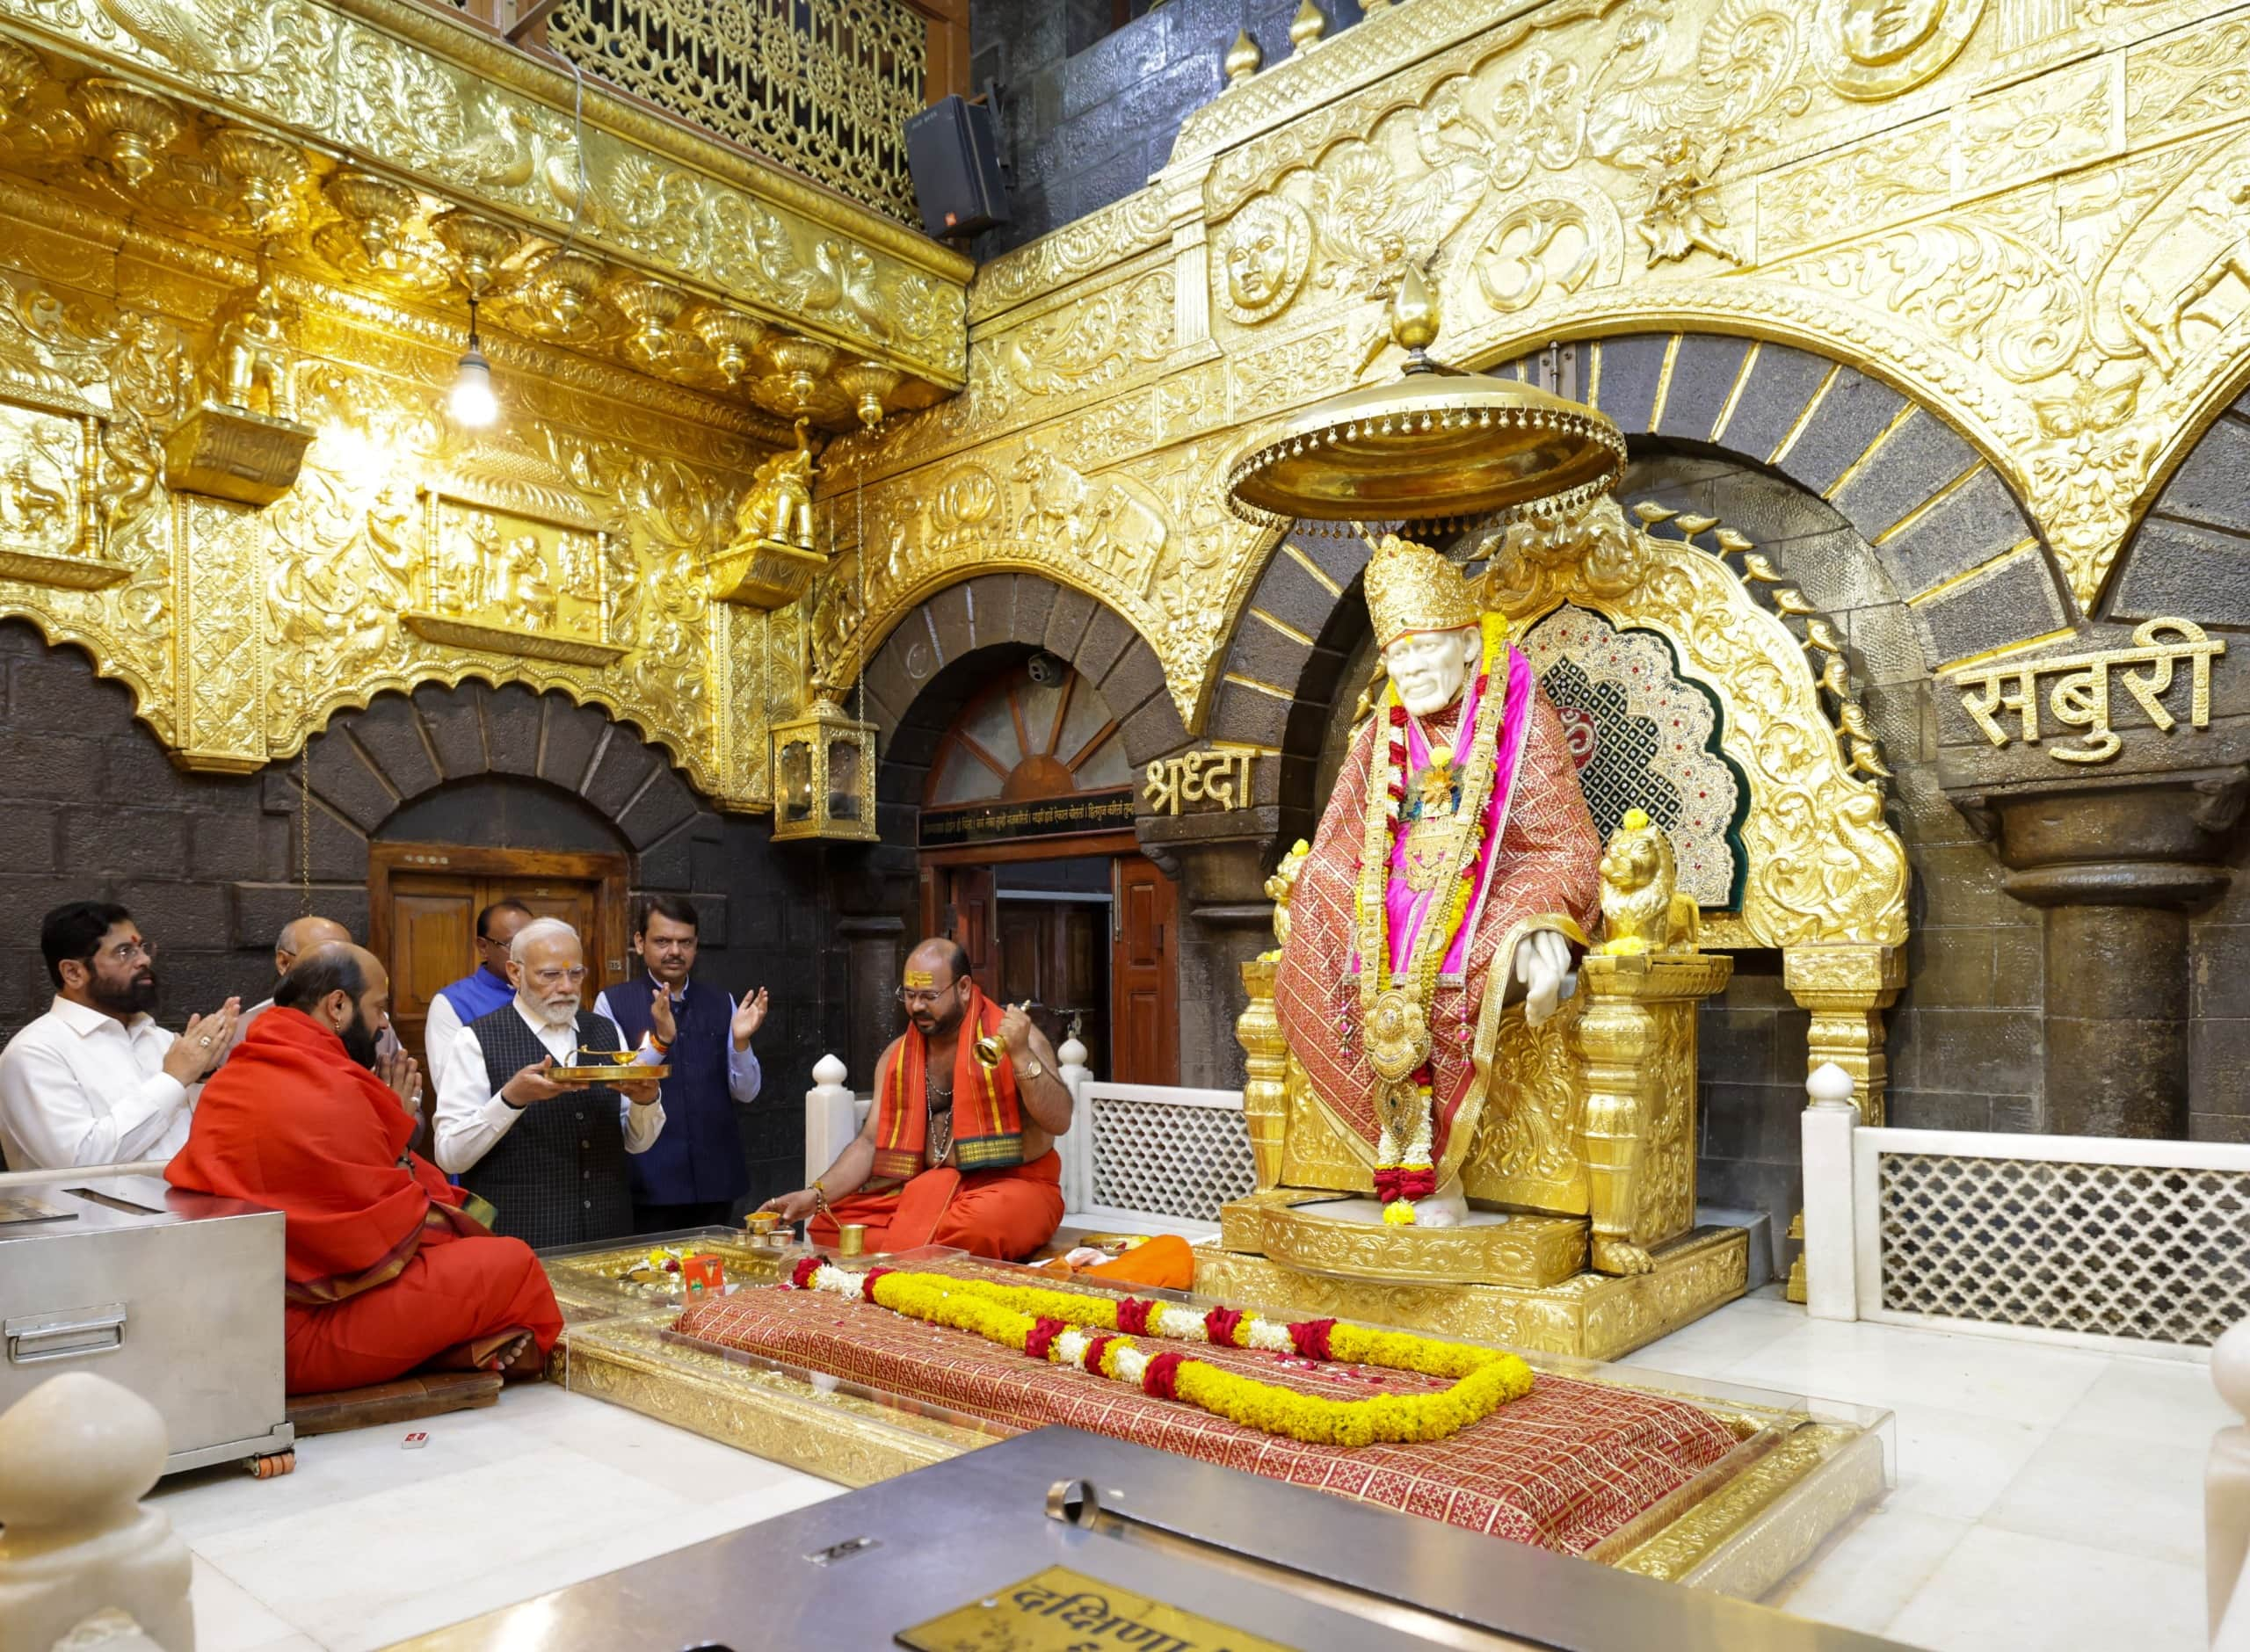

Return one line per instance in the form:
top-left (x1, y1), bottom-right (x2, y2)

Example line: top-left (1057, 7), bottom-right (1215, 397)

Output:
top-left (534, 1235), bottom-right (1885, 1599)
top-left (1195, 1224), bottom-right (1748, 1362)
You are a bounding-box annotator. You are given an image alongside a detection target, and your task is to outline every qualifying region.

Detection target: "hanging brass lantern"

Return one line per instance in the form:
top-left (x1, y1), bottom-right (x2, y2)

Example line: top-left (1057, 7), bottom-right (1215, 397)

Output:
top-left (770, 694), bottom-right (877, 843)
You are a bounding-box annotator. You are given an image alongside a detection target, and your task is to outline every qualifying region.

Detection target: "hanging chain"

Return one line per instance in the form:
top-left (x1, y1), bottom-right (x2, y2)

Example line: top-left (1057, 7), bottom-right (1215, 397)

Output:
top-left (854, 457), bottom-right (867, 726)
top-left (297, 743), bottom-right (312, 916)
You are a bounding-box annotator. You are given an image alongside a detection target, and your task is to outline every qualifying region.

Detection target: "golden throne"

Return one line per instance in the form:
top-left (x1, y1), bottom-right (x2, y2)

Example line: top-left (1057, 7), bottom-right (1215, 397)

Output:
top-left (1196, 498), bottom-right (1910, 1360)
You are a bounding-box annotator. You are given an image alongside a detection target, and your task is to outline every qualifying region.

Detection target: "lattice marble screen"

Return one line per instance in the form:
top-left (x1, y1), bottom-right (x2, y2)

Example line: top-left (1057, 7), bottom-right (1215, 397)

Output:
top-left (1089, 1095), bottom-right (1256, 1222)
top-left (1876, 1152), bottom-right (2250, 1346)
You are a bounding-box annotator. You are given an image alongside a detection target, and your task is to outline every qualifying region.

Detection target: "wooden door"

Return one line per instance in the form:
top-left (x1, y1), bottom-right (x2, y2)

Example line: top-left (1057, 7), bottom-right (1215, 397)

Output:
top-left (369, 844), bottom-right (631, 1072)
top-left (1110, 856), bottom-right (1178, 1085)
top-left (920, 862), bottom-right (998, 984)
top-left (995, 899), bottom-right (1110, 1076)
top-left (386, 872), bottom-right (479, 1068)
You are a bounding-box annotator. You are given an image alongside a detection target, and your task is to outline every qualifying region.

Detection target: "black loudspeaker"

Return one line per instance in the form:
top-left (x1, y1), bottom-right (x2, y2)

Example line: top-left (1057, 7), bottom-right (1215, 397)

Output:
top-left (905, 94), bottom-right (1010, 239)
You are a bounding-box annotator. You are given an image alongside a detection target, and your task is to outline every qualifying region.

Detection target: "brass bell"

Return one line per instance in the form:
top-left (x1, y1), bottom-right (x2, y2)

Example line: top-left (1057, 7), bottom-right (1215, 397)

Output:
top-left (971, 1001), bottom-right (1034, 1069)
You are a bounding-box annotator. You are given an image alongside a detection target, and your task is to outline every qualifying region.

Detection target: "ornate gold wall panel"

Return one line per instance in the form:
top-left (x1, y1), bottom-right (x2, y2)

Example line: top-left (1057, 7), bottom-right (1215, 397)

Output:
top-left (0, 0), bottom-right (968, 391)
top-left (830, 0), bottom-right (2250, 734)
top-left (0, 180), bottom-right (794, 800)
top-left (8, 0), bottom-right (2250, 821)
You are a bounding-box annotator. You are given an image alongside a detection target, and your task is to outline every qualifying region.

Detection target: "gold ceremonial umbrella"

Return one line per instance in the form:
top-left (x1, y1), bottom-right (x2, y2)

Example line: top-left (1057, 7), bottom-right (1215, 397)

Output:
top-left (1223, 268), bottom-right (1625, 533)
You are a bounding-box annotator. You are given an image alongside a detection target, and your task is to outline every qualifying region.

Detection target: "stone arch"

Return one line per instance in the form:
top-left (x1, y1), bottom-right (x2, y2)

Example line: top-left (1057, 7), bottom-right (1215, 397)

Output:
top-left (2107, 380), bottom-right (2250, 624)
top-left (853, 571), bottom-right (1189, 822)
top-left (292, 681), bottom-right (717, 898)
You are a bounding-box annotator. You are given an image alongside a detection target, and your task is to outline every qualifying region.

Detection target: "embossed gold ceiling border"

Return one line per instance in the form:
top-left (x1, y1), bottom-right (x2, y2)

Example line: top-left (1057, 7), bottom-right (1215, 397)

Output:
top-left (0, 0), bottom-right (970, 392)
top-left (841, 0), bottom-right (2250, 749)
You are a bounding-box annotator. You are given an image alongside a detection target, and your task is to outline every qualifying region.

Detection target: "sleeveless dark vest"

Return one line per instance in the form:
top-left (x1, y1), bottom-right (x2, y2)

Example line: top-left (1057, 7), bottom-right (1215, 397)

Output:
top-left (462, 1005), bottom-right (635, 1250)
top-left (605, 977), bottom-right (749, 1208)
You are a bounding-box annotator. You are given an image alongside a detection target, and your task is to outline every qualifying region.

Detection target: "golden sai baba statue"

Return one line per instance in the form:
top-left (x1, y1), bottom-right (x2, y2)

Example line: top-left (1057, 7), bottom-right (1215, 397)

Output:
top-left (1205, 276), bottom-right (1743, 1359)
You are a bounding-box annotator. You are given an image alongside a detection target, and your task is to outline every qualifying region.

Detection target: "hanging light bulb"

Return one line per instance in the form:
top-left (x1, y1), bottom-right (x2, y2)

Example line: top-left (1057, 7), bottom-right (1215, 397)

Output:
top-left (448, 297), bottom-right (498, 428)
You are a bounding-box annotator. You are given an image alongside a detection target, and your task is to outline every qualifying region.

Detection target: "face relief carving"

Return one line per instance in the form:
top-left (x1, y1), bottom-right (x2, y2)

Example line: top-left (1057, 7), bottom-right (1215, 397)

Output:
top-left (1382, 627), bottom-right (1482, 718)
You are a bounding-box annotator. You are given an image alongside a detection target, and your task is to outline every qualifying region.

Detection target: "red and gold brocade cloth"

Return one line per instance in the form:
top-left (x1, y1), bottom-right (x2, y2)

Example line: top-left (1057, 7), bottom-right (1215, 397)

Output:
top-left (1274, 676), bottom-right (1601, 1178)
top-left (673, 1275), bottom-right (1740, 1554)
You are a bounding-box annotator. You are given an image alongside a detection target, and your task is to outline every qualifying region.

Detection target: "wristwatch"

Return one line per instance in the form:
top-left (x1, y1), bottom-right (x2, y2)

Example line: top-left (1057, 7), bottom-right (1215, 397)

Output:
top-left (1015, 1057), bottom-right (1045, 1081)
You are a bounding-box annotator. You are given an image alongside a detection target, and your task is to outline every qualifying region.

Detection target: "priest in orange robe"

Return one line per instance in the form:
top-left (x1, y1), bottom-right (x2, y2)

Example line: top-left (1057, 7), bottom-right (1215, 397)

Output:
top-left (167, 944), bottom-right (563, 1394)
top-left (760, 939), bottom-right (1069, 1260)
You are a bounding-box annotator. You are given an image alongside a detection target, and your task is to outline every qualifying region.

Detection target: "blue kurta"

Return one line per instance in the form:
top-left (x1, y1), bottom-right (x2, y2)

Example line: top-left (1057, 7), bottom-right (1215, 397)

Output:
top-left (601, 976), bottom-right (754, 1207)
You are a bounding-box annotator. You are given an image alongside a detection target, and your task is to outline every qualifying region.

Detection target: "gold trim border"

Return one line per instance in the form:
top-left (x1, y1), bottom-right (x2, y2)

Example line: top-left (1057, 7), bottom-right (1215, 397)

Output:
top-left (1221, 1196), bottom-right (1589, 1287)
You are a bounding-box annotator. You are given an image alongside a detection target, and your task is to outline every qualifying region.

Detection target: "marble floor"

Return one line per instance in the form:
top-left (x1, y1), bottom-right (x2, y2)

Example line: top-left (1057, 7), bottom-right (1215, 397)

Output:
top-left (154, 1285), bottom-right (2223, 1652)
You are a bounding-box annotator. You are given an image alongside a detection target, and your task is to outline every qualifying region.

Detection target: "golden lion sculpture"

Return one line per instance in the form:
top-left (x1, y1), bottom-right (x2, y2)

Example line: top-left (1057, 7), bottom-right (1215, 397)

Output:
top-left (1597, 808), bottom-right (1700, 955)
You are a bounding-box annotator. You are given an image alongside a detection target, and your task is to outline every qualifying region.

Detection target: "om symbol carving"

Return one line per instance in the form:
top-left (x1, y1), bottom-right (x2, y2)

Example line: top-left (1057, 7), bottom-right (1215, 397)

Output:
top-left (1470, 187), bottom-right (1622, 315)
top-left (1813, 0), bottom-right (1987, 98)
top-left (1216, 196), bottom-right (1312, 324)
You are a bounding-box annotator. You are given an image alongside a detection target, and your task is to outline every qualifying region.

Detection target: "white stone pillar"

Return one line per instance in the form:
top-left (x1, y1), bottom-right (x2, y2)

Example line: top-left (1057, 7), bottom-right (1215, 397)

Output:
top-left (805, 1053), bottom-right (853, 1190)
top-left (0, 1373), bottom-right (193, 1652)
top-left (1056, 1033), bottom-right (1092, 1213)
top-left (1800, 1061), bottom-right (1861, 1322)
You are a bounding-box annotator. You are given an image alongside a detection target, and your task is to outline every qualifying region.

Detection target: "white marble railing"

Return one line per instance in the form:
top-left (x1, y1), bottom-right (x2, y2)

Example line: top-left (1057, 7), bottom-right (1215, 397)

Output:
top-left (1802, 1084), bottom-right (2250, 1352)
top-left (2212, 1321), bottom-right (2250, 1648)
top-left (0, 1373), bottom-right (192, 1652)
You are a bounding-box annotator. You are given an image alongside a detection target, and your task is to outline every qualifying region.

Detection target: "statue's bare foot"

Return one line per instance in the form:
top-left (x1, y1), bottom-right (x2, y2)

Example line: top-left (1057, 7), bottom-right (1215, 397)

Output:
top-left (1592, 1237), bottom-right (1656, 1276)
top-left (1412, 1185), bottom-right (1470, 1228)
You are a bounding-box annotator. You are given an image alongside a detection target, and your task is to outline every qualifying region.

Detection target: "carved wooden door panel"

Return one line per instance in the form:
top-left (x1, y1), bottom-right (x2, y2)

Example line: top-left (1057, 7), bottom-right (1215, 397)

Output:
top-left (384, 872), bottom-right (478, 1071)
top-left (997, 898), bottom-right (1110, 1077)
top-left (922, 862), bottom-right (998, 986)
top-left (1110, 856), bottom-right (1177, 1086)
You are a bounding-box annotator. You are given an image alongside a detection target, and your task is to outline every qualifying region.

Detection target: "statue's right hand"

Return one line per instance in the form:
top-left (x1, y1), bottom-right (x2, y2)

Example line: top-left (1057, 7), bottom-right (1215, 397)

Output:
top-left (759, 1188), bottom-right (821, 1224)
top-left (1515, 929), bottom-right (1574, 1026)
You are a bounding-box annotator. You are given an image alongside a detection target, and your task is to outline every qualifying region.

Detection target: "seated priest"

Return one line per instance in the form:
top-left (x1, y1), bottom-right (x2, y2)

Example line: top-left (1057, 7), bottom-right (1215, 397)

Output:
top-left (165, 945), bottom-right (563, 1394)
top-left (432, 916), bottom-right (665, 1250)
top-left (760, 938), bottom-right (1068, 1261)
top-left (221, 915), bottom-right (417, 1118)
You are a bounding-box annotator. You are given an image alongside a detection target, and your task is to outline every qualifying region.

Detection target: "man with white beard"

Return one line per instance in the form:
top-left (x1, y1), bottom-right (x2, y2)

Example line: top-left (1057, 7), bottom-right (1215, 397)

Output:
top-left (432, 916), bottom-right (665, 1249)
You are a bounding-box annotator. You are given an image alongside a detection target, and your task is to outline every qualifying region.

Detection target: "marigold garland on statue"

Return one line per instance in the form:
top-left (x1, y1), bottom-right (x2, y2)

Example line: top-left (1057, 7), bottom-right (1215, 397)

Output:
top-left (787, 1257), bottom-right (1535, 1446)
top-left (1353, 607), bottom-right (1515, 1213)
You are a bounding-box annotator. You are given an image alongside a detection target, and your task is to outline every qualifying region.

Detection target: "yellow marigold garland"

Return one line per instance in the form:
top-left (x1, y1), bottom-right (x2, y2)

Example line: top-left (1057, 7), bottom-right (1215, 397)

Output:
top-left (787, 1259), bottom-right (1534, 1447)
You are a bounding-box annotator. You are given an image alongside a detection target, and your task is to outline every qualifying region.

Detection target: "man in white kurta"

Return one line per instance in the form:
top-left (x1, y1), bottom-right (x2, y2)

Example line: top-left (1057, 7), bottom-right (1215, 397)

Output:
top-left (0, 901), bottom-right (239, 1170)
top-left (430, 917), bottom-right (665, 1248)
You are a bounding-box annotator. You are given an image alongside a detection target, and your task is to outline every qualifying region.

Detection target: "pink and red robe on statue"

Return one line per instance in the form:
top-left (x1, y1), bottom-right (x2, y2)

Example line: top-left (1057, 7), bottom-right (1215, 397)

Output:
top-left (1274, 641), bottom-right (1602, 1187)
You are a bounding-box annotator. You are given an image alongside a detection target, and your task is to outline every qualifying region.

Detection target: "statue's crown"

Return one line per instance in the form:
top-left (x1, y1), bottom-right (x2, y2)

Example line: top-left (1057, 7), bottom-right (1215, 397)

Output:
top-left (1364, 533), bottom-right (1480, 648)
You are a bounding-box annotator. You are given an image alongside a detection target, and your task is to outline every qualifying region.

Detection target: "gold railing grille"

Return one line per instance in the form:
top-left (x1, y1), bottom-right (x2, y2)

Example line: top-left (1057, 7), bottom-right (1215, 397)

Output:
top-left (545, 0), bottom-right (926, 223)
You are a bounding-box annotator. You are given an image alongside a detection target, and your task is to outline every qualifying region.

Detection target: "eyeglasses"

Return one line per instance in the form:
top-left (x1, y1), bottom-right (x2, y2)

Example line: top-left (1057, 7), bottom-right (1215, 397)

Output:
top-left (94, 939), bottom-right (156, 965)
top-left (530, 966), bottom-right (587, 987)
top-left (894, 986), bottom-right (957, 1008)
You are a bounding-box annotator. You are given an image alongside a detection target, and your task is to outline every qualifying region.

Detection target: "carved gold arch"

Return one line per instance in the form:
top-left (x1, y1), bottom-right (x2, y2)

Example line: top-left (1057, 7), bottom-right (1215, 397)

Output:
top-left (1486, 501), bottom-right (1908, 951)
top-left (825, 0), bottom-right (2250, 744)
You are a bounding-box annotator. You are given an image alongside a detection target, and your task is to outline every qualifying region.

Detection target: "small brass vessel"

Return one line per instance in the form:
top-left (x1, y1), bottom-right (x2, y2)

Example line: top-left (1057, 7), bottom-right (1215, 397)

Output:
top-left (837, 1222), bottom-right (867, 1257)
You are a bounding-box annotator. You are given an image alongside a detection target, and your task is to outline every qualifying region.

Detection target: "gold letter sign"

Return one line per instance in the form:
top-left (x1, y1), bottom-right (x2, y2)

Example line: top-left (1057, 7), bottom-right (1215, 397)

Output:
top-left (1144, 749), bottom-right (1259, 815)
top-left (1952, 619), bottom-right (2224, 764)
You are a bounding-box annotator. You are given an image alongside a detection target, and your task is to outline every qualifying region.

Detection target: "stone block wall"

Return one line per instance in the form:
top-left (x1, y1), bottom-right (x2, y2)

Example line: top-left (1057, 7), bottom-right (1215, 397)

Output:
top-left (0, 619), bottom-right (843, 1204)
top-left (969, 0), bottom-right (1366, 257)
top-left (1615, 454), bottom-right (2044, 1266)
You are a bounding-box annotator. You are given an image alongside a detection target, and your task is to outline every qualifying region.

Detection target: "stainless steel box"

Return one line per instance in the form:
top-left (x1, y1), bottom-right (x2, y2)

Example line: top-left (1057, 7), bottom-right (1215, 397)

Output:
top-left (0, 1173), bottom-right (293, 1473)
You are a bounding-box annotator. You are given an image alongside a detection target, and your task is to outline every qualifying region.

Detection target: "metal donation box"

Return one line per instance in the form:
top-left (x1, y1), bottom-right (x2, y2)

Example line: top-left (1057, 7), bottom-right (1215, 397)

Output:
top-left (0, 1173), bottom-right (293, 1473)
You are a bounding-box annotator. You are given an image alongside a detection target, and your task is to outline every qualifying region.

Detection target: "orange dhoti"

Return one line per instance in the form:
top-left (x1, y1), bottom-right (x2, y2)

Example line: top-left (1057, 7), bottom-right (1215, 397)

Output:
top-left (810, 1150), bottom-right (1063, 1262)
top-left (282, 1224), bottom-right (565, 1395)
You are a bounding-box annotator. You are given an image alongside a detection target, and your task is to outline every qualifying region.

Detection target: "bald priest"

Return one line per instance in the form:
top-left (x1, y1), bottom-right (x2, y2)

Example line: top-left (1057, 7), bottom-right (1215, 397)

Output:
top-left (760, 939), bottom-right (1069, 1260)
top-left (167, 946), bottom-right (562, 1394)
